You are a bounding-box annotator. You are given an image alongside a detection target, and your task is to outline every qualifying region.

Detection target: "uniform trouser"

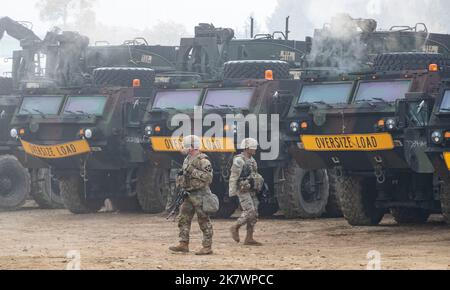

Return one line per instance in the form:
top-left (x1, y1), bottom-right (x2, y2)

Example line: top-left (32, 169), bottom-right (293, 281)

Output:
top-left (178, 192), bottom-right (214, 248)
top-left (236, 192), bottom-right (259, 228)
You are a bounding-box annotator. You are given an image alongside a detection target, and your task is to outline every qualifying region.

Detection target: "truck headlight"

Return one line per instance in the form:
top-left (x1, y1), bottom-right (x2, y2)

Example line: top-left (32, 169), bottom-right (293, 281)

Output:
top-left (145, 126), bottom-right (153, 136)
top-left (432, 131), bottom-right (443, 144)
top-left (385, 118), bottom-right (397, 131)
top-left (10, 128), bottom-right (18, 139)
top-left (84, 129), bottom-right (94, 139)
top-left (290, 122), bottom-right (300, 133)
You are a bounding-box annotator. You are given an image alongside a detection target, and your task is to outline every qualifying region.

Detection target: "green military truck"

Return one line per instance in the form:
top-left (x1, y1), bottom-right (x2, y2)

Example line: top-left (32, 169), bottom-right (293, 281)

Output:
top-left (141, 62), bottom-right (285, 218)
top-left (0, 17), bottom-right (65, 210)
top-left (423, 73), bottom-right (450, 224)
top-left (9, 67), bottom-right (162, 213)
top-left (141, 60), bottom-right (342, 219)
top-left (285, 52), bottom-right (450, 225)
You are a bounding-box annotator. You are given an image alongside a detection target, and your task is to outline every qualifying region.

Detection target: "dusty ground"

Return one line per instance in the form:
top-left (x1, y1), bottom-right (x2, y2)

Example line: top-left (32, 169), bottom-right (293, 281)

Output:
top-left (0, 203), bottom-right (449, 270)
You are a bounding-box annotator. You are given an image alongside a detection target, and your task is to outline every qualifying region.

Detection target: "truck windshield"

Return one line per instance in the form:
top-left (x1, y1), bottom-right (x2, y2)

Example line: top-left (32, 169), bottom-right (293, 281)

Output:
top-left (439, 90), bottom-right (450, 113)
top-left (298, 83), bottom-right (353, 104)
top-left (63, 96), bottom-right (107, 116)
top-left (152, 90), bottom-right (202, 110)
top-left (354, 80), bottom-right (411, 103)
top-left (203, 88), bottom-right (254, 109)
top-left (19, 96), bottom-right (63, 115)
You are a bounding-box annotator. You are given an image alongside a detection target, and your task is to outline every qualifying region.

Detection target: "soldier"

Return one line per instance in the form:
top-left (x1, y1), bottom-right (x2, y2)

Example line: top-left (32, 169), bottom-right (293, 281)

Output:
top-left (169, 135), bottom-right (215, 255)
top-left (229, 138), bottom-right (265, 246)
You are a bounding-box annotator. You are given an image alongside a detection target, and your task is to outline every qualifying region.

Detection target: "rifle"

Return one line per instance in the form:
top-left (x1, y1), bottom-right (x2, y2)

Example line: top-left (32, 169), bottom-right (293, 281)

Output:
top-left (167, 189), bottom-right (190, 220)
top-left (239, 163), bottom-right (255, 189)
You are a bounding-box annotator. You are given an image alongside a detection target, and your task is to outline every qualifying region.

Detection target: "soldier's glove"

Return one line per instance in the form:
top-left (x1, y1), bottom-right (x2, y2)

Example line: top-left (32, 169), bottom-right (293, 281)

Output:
top-left (239, 180), bottom-right (252, 191)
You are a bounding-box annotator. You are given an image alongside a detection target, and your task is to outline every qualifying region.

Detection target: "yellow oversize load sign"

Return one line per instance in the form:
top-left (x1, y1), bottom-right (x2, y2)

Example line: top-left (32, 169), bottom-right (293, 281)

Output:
top-left (443, 153), bottom-right (450, 170)
top-left (151, 137), bottom-right (236, 153)
top-left (301, 133), bottom-right (395, 152)
top-left (21, 139), bottom-right (91, 159)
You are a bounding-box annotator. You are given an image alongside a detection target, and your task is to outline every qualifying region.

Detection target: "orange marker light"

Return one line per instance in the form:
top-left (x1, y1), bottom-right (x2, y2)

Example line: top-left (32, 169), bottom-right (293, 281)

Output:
top-left (79, 129), bottom-right (85, 136)
top-left (301, 122), bottom-right (308, 129)
top-left (265, 70), bottom-right (274, 80)
top-left (429, 64), bottom-right (439, 72)
top-left (224, 125), bottom-right (230, 132)
top-left (19, 129), bottom-right (25, 135)
top-left (445, 132), bottom-right (450, 139)
top-left (132, 79), bottom-right (141, 88)
top-left (155, 126), bottom-right (161, 133)
top-left (378, 120), bottom-right (385, 127)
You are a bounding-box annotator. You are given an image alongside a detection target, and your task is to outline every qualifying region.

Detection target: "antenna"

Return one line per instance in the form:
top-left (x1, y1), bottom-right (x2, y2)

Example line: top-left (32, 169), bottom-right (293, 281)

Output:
top-left (285, 16), bottom-right (290, 40)
top-left (250, 17), bottom-right (254, 39)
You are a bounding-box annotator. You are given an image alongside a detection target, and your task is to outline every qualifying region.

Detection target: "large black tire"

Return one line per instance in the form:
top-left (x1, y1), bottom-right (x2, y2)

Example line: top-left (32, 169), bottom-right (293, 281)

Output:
top-left (60, 175), bottom-right (104, 214)
top-left (136, 165), bottom-right (170, 214)
top-left (223, 60), bottom-right (290, 80)
top-left (373, 52), bottom-right (450, 72)
top-left (324, 170), bottom-right (343, 218)
top-left (258, 202), bottom-right (279, 218)
top-left (0, 155), bottom-right (30, 210)
top-left (439, 176), bottom-right (450, 224)
top-left (31, 169), bottom-right (64, 209)
top-left (110, 196), bottom-right (142, 213)
top-left (93, 67), bottom-right (155, 88)
top-left (390, 208), bottom-right (430, 224)
top-left (275, 161), bottom-right (329, 219)
top-left (338, 175), bottom-right (385, 226)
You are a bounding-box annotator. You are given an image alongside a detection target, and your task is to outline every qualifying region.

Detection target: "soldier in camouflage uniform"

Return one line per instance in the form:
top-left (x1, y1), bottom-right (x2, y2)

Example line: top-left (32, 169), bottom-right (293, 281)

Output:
top-left (229, 138), bottom-right (265, 246)
top-left (169, 135), bottom-right (215, 255)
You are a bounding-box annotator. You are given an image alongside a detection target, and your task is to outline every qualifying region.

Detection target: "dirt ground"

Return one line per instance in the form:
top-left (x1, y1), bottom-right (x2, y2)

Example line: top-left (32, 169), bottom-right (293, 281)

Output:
top-left (0, 202), bottom-right (449, 270)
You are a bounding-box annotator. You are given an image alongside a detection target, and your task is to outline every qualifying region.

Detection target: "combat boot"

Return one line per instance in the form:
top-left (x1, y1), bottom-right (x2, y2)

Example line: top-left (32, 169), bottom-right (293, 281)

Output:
top-left (169, 242), bottom-right (189, 253)
top-left (230, 224), bottom-right (241, 243)
top-left (244, 226), bottom-right (263, 246)
top-left (195, 247), bottom-right (213, 256)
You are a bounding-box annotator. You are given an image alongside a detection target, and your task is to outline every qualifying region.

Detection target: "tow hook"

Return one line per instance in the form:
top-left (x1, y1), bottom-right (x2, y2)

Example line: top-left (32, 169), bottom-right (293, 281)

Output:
top-left (375, 165), bottom-right (386, 184)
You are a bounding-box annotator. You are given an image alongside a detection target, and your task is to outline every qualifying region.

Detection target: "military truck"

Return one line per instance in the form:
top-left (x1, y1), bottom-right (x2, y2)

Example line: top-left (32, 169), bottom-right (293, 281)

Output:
top-left (9, 66), bottom-right (163, 213)
top-left (140, 60), bottom-right (292, 217)
top-left (141, 59), bottom-right (345, 219)
top-left (285, 52), bottom-right (450, 226)
top-left (0, 17), bottom-right (64, 210)
top-left (422, 73), bottom-right (450, 224)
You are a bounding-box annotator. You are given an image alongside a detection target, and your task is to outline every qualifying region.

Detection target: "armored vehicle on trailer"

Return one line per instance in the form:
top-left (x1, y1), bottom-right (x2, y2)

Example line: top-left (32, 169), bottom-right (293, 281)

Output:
top-left (309, 14), bottom-right (450, 71)
top-left (285, 52), bottom-right (450, 226)
top-left (176, 22), bottom-right (310, 80)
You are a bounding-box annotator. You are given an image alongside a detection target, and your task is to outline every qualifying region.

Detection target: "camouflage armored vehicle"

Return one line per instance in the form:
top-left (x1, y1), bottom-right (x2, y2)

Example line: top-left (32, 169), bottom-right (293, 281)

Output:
top-left (309, 14), bottom-right (450, 71)
top-left (176, 22), bottom-right (310, 80)
top-left (285, 52), bottom-right (450, 226)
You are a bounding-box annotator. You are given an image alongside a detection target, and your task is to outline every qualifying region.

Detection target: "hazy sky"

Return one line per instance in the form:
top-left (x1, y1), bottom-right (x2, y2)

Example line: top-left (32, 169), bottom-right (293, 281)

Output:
top-left (1, 0), bottom-right (278, 35)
